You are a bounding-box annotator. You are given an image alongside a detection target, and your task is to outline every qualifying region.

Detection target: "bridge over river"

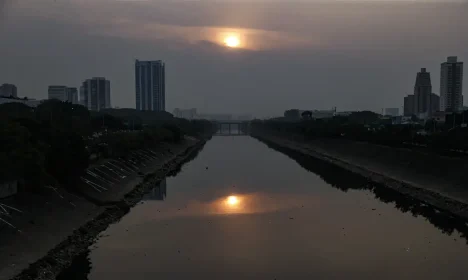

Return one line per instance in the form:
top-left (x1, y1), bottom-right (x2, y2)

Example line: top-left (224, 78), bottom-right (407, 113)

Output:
top-left (213, 120), bottom-right (250, 136)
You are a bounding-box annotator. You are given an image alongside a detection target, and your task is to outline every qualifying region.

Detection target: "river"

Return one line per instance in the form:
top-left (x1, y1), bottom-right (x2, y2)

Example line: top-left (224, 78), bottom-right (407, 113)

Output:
top-left (58, 136), bottom-right (468, 280)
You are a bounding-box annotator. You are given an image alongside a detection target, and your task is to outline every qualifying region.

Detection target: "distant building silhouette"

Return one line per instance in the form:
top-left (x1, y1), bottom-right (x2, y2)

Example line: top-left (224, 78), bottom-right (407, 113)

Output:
top-left (80, 77), bottom-right (111, 111)
top-left (135, 60), bottom-right (165, 111)
top-left (440, 56), bottom-right (463, 112)
top-left (403, 68), bottom-right (439, 119)
top-left (0, 84), bottom-right (17, 98)
top-left (384, 108), bottom-right (399, 117)
top-left (430, 93), bottom-right (440, 114)
top-left (48, 86), bottom-right (78, 104)
top-left (414, 68), bottom-right (433, 118)
top-left (404, 95), bottom-right (414, 116)
top-left (173, 108), bottom-right (197, 119)
top-left (196, 114), bottom-right (232, 121)
top-left (48, 86), bottom-right (67, 101)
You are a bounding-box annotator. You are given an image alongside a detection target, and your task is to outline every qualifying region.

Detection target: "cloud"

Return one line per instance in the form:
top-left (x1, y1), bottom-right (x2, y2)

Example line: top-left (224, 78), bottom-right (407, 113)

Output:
top-left (91, 18), bottom-right (316, 51)
top-left (16, 1), bottom-right (468, 53)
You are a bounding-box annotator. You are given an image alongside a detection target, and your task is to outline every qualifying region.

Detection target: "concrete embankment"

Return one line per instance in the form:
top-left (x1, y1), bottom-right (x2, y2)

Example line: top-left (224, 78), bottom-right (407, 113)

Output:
top-left (252, 133), bottom-right (468, 220)
top-left (0, 137), bottom-right (208, 280)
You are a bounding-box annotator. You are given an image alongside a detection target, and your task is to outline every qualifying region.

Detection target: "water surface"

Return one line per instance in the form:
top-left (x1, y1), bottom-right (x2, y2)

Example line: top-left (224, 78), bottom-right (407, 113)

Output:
top-left (59, 136), bottom-right (468, 280)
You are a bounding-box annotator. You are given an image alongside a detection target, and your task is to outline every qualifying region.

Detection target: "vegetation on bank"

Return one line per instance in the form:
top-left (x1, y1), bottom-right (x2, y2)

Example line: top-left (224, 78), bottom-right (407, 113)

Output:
top-left (0, 100), bottom-right (215, 191)
top-left (252, 110), bottom-right (468, 154)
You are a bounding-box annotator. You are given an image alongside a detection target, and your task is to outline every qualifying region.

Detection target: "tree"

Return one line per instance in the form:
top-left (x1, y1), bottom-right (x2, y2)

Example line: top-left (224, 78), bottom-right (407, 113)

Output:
top-left (163, 124), bottom-right (183, 142)
top-left (301, 111), bottom-right (312, 120)
top-left (348, 111), bottom-right (380, 125)
top-left (35, 100), bottom-right (91, 136)
top-left (0, 121), bottom-right (50, 189)
top-left (284, 109), bottom-right (300, 120)
top-left (44, 129), bottom-right (89, 185)
top-left (91, 113), bottom-right (126, 132)
top-left (0, 102), bottom-right (35, 120)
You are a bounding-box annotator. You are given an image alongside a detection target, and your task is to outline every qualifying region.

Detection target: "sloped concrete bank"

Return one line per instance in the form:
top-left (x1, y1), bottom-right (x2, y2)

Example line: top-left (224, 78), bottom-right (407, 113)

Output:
top-left (5, 138), bottom-right (208, 280)
top-left (252, 133), bottom-right (468, 220)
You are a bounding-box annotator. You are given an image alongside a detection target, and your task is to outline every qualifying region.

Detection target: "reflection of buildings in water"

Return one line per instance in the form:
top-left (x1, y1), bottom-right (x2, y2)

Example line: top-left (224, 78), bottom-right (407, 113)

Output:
top-left (145, 179), bottom-right (167, 201)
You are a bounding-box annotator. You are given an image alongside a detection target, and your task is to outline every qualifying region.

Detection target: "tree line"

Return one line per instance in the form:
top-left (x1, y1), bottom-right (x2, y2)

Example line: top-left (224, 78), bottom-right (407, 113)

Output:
top-left (0, 100), bottom-right (215, 192)
top-left (252, 110), bottom-right (468, 154)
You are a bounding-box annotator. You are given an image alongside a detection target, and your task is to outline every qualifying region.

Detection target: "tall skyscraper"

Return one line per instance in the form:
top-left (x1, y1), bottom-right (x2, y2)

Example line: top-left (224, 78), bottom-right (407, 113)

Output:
top-left (135, 60), bottom-right (165, 111)
top-left (0, 83), bottom-right (18, 98)
top-left (403, 68), bottom-right (440, 118)
top-left (440, 56), bottom-right (464, 112)
top-left (80, 77), bottom-right (111, 111)
top-left (414, 68), bottom-right (432, 118)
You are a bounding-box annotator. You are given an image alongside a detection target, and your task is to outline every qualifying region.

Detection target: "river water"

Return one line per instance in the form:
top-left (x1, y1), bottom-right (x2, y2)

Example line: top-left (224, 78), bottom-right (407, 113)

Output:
top-left (58, 136), bottom-right (468, 280)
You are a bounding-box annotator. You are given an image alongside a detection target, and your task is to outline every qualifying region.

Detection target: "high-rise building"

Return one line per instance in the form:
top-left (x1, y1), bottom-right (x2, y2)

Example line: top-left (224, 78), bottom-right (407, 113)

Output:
top-left (48, 86), bottom-right (68, 101)
top-left (135, 60), bottom-right (165, 111)
top-left (80, 77), bottom-right (111, 111)
top-left (48, 86), bottom-right (79, 103)
top-left (67, 87), bottom-right (78, 104)
top-left (414, 68), bottom-right (433, 118)
top-left (404, 68), bottom-right (439, 119)
top-left (440, 56), bottom-right (464, 112)
top-left (0, 83), bottom-right (18, 98)
top-left (430, 93), bottom-right (440, 114)
top-left (404, 95), bottom-right (415, 116)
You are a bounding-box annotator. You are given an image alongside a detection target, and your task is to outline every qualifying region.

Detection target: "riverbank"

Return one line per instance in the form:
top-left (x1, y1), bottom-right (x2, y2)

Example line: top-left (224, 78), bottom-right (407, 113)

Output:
top-left (0, 137), bottom-right (208, 280)
top-left (251, 133), bottom-right (468, 220)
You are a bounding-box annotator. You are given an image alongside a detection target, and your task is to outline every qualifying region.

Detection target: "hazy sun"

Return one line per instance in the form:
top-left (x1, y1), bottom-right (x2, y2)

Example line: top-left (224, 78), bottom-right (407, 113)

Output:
top-left (224, 36), bottom-right (240, 48)
top-left (227, 196), bottom-right (239, 205)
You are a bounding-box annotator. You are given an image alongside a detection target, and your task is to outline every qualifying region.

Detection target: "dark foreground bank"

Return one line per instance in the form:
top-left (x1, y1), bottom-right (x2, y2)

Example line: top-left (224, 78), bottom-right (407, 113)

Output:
top-left (4, 138), bottom-right (207, 280)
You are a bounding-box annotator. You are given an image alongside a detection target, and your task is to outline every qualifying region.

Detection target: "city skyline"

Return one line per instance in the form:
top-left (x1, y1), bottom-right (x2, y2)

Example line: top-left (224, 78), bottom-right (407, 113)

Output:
top-left (0, 54), bottom-right (463, 118)
top-left (0, 1), bottom-right (467, 117)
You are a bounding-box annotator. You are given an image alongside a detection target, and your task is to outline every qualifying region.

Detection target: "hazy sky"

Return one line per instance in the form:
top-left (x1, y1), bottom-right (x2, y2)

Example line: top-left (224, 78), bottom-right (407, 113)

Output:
top-left (1, 0), bottom-right (467, 117)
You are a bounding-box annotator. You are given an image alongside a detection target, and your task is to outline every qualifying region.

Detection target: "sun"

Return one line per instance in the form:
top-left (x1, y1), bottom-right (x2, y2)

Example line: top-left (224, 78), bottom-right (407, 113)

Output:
top-left (224, 36), bottom-right (240, 48)
top-left (226, 196), bottom-right (239, 205)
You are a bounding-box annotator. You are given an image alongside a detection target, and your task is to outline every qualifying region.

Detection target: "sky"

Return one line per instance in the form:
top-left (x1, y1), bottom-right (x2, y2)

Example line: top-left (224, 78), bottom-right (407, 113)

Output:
top-left (0, 0), bottom-right (467, 118)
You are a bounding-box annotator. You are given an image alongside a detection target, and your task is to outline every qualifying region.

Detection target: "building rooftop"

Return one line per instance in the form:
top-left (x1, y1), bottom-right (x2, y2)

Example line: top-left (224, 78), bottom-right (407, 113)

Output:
top-left (447, 56), bottom-right (458, 63)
